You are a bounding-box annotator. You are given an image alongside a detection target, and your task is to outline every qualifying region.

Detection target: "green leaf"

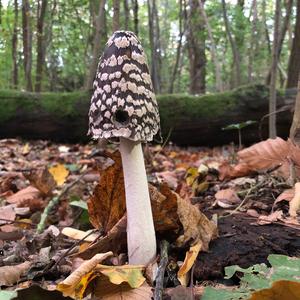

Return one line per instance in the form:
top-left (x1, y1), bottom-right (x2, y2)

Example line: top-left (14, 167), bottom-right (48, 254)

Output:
top-left (0, 291), bottom-right (17, 300)
top-left (222, 120), bottom-right (257, 131)
top-left (70, 200), bottom-right (88, 210)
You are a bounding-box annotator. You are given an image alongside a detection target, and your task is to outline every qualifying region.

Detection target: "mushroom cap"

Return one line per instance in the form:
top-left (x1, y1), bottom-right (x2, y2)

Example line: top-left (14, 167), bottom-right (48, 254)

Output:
top-left (88, 31), bottom-right (161, 142)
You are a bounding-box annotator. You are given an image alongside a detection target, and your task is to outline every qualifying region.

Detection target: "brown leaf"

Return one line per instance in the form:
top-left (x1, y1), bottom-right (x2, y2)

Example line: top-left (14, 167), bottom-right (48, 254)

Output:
top-left (215, 188), bottom-right (241, 208)
top-left (0, 205), bottom-right (16, 225)
top-left (275, 189), bottom-right (295, 204)
top-left (257, 210), bottom-right (284, 225)
top-left (0, 261), bottom-right (31, 286)
top-left (218, 161), bottom-right (251, 180)
top-left (88, 151), bottom-right (126, 233)
top-left (23, 167), bottom-right (56, 195)
top-left (6, 186), bottom-right (41, 205)
top-left (289, 182), bottom-right (300, 217)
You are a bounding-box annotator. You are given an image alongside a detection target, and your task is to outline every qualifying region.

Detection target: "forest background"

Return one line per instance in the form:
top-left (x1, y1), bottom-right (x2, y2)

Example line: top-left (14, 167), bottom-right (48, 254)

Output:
top-left (0, 0), bottom-right (299, 98)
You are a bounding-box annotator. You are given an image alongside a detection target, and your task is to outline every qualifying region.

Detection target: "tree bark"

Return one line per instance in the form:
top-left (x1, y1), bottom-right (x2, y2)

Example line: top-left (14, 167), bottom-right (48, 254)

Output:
top-left (187, 0), bottom-right (206, 94)
top-left (124, 0), bottom-right (129, 30)
top-left (269, 0), bottom-right (281, 138)
top-left (265, 0), bottom-right (293, 85)
top-left (169, 0), bottom-right (184, 93)
top-left (289, 73), bottom-right (300, 144)
top-left (112, 0), bottom-right (120, 31)
top-left (35, 0), bottom-right (48, 92)
top-left (22, 0), bottom-right (33, 91)
top-left (198, 0), bottom-right (223, 92)
top-left (11, 0), bottom-right (19, 89)
top-left (261, 0), bottom-right (272, 54)
top-left (148, 0), bottom-right (161, 93)
top-left (221, 0), bottom-right (241, 88)
top-left (85, 0), bottom-right (106, 90)
top-left (0, 85), bottom-right (294, 146)
top-left (132, 0), bottom-right (138, 34)
top-left (248, 0), bottom-right (257, 82)
top-left (287, 0), bottom-right (300, 88)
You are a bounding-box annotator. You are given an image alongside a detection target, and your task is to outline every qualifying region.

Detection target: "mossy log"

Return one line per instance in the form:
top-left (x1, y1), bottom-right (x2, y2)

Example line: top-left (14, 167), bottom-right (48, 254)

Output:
top-left (0, 85), bottom-right (295, 146)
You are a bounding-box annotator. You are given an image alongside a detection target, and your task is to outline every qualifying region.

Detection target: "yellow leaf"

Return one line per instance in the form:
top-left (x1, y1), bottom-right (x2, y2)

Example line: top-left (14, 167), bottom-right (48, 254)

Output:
top-left (96, 265), bottom-right (146, 288)
top-left (62, 227), bottom-right (99, 242)
top-left (22, 143), bottom-right (30, 155)
top-left (49, 164), bottom-right (69, 186)
top-left (57, 252), bottom-right (113, 298)
top-left (186, 168), bottom-right (198, 186)
top-left (177, 242), bottom-right (202, 286)
top-left (249, 280), bottom-right (300, 300)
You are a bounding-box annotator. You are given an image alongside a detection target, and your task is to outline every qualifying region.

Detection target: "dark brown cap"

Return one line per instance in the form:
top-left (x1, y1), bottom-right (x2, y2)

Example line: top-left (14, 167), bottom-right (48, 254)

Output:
top-left (88, 31), bottom-right (161, 142)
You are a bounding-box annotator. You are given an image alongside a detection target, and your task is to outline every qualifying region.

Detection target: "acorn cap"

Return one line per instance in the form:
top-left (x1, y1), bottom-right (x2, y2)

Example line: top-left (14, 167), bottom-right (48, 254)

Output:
top-left (88, 31), bottom-right (161, 142)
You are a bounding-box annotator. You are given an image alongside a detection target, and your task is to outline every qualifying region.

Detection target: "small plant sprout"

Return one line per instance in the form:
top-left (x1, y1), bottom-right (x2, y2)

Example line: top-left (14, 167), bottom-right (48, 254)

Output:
top-left (222, 120), bottom-right (257, 149)
top-left (88, 31), bottom-right (161, 265)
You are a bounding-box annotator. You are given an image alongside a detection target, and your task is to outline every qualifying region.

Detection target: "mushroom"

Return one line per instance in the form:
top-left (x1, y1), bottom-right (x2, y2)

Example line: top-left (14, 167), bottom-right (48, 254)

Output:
top-left (88, 31), bottom-right (161, 265)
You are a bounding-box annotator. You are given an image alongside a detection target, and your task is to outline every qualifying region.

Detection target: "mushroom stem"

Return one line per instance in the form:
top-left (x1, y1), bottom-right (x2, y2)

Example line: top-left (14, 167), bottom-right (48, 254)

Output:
top-left (119, 137), bottom-right (157, 265)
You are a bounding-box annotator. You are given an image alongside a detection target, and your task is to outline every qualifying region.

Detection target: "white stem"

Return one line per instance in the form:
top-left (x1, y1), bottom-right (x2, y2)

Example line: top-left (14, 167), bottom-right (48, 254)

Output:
top-left (119, 137), bottom-right (157, 265)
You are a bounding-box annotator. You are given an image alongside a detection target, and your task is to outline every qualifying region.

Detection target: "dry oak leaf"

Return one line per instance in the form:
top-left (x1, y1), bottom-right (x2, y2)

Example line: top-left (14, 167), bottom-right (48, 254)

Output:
top-left (6, 186), bottom-right (41, 205)
top-left (218, 161), bottom-right (251, 180)
top-left (62, 228), bottom-right (100, 242)
top-left (57, 252), bottom-right (113, 298)
top-left (289, 182), bottom-right (300, 217)
top-left (23, 167), bottom-right (56, 195)
top-left (215, 188), bottom-right (241, 208)
top-left (0, 261), bottom-right (31, 286)
top-left (0, 205), bottom-right (16, 225)
top-left (87, 151), bottom-right (126, 232)
top-left (275, 188), bottom-right (295, 204)
top-left (48, 164), bottom-right (69, 186)
top-left (177, 242), bottom-right (201, 286)
top-left (249, 280), bottom-right (300, 300)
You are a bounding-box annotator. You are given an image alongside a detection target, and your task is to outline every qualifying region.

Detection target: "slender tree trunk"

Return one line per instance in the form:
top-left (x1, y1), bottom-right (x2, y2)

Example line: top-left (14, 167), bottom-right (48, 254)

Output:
top-left (11, 0), bottom-right (18, 88)
top-left (262, 0), bottom-right (272, 54)
top-left (0, 0), bottom-right (2, 25)
top-left (221, 0), bottom-right (241, 87)
top-left (22, 0), bottom-right (33, 91)
top-left (113, 0), bottom-right (120, 31)
top-left (287, 0), bottom-right (300, 88)
top-left (198, 0), bottom-right (223, 92)
top-left (85, 0), bottom-right (106, 90)
top-left (266, 0), bottom-right (293, 84)
top-left (124, 0), bottom-right (129, 30)
top-left (148, 0), bottom-right (161, 93)
top-left (289, 72), bottom-right (300, 144)
top-left (269, 0), bottom-right (281, 138)
top-left (132, 0), bottom-right (138, 34)
top-left (187, 0), bottom-right (206, 94)
top-left (169, 0), bottom-right (184, 93)
top-left (35, 0), bottom-right (48, 92)
top-left (248, 0), bottom-right (257, 82)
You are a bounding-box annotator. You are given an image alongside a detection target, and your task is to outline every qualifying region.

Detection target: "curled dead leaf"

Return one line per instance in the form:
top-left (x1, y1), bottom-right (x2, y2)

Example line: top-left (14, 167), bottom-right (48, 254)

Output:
top-left (0, 261), bottom-right (31, 286)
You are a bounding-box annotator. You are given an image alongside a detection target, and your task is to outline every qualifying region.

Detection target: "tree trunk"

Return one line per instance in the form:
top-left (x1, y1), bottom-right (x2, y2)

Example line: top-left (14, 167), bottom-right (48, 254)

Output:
top-left (269, 0), bottom-right (281, 138)
top-left (187, 0), bottom-right (206, 94)
top-left (287, 0), bottom-right (300, 88)
top-left (289, 73), bottom-right (300, 144)
top-left (221, 0), bottom-right (241, 88)
top-left (248, 0), bottom-right (257, 82)
top-left (169, 0), bottom-right (184, 93)
top-left (35, 0), bottom-right (48, 92)
top-left (132, 0), bottom-right (138, 34)
top-left (85, 0), bottom-right (106, 90)
top-left (0, 85), bottom-right (294, 146)
top-left (198, 0), bottom-right (223, 92)
top-left (0, 0), bottom-right (2, 25)
top-left (265, 0), bottom-right (293, 85)
top-left (113, 0), bottom-right (120, 31)
top-left (148, 0), bottom-right (161, 93)
top-left (124, 0), bottom-right (129, 30)
top-left (11, 0), bottom-right (19, 89)
top-left (261, 0), bottom-right (272, 54)
top-left (22, 0), bottom-right (33, 91)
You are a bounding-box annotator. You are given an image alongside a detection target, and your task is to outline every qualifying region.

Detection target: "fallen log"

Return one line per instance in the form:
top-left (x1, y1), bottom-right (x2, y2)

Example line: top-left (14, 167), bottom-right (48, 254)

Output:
top-left (0, 85), bottom-right (295, 146)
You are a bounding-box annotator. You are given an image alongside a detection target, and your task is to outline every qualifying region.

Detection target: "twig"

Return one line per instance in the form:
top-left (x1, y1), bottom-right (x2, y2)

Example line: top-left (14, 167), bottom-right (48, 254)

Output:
top-left (154, 240), bottom-right (169, 300)
top-left (37, 173), bottom-right (86, 233)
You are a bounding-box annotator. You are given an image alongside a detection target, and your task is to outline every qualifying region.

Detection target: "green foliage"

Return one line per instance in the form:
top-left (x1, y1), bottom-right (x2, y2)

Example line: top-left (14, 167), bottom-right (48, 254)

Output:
top-left (202, 254), bottom-right (300, 300)
top-left (222, 120), bottom-right (257, 131)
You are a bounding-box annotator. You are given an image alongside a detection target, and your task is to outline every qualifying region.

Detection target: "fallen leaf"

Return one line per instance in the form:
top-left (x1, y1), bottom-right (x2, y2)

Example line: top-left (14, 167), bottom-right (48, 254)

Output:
top-left (57, 252), bottom-right (113, 298)
top-left (249, 280), bottom-right (300, 300)
top-left (23, 167), bottom-right (56, 195)
top-left (87, 151), bottom-right (126, 232)
top-left (22, 143), bottom-right (30, 155)
top-left (289, 182), bottom-right (300, 217)
top-left (6, 186), bottom-right (41, 205)
top-left (257, 211), bottom-right (284, 225)
top-left (155, 171), bottom-right (178, 189)
top-left (48, 164), bottom-right (69, 186)
top-left (166, 285), bottom-right (195, 300)
top-left (62, 227), bottom-right (100, 242)
top-left (0, 205), bottom-right (16, 225)
top-left (275, 188), bottom-right (295, 204)
top-left (215, 188), bottom-right (241, 208)
top-left (0, 261), bottom-right (31, 286)
top-left (178, 242), bottom-right (201, 286)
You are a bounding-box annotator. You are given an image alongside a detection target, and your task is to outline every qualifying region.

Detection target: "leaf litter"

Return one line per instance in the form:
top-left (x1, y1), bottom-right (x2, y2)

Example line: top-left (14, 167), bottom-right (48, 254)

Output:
top-left (0, 138), bottom-right (299, 299)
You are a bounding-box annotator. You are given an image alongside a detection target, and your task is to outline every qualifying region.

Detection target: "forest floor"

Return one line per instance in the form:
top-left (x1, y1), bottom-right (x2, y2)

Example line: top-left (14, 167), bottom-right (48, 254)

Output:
top-left (0, 138), bottom-right (299, 299)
